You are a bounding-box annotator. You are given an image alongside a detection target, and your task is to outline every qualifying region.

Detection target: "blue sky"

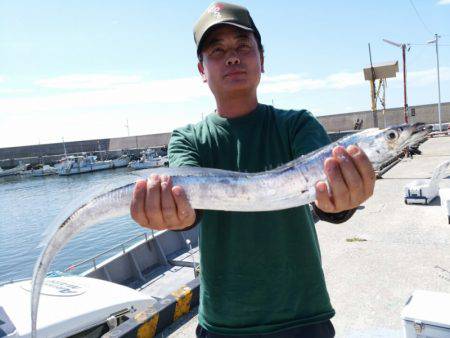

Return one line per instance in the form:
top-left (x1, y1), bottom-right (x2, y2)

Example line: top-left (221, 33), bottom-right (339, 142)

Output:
top-left (0, 0), bottom-right (449, 147)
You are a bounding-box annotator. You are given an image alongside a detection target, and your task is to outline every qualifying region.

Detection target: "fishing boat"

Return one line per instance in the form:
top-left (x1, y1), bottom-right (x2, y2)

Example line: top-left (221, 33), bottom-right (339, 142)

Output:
top-left (0, 227), bottom-right (199, 338)
top-left (0, 276), bottom-right (154, 337)
top-left (57, 154), bottom-right (113, 176)
top-left (111, 155), bottom-right (130, 168)
top-left (128, 149), bottom-right (167, 170)
top-left (20, 165), bottom-right (57, 177)
top-left (0, 163), bottom-right (28, 178)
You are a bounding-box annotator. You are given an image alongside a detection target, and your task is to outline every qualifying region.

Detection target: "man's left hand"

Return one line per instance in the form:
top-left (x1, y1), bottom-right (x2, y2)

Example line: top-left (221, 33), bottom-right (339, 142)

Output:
top-left (315, 145), bottom-right (375, 213)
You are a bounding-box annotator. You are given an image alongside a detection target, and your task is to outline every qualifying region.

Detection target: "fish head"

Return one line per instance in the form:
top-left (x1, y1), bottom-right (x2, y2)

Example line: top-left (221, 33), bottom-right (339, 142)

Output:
top-left (382, 122), bottom-right (430, 151)
top-left (353, 123), bottom-right (431, 170)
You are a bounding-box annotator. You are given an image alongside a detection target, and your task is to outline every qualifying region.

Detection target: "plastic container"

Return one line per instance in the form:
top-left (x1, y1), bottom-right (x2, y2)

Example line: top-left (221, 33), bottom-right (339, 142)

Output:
top-left (439, 188), bottom-right (450, 224)
top-left (402, 290), bottom-right (450, 337)
top-left (404, 161), bottom-right (450, 205)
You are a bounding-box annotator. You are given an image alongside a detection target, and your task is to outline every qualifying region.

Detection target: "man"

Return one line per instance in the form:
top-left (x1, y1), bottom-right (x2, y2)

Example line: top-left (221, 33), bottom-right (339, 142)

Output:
top-left (131, 2), bottom-right (375, 337)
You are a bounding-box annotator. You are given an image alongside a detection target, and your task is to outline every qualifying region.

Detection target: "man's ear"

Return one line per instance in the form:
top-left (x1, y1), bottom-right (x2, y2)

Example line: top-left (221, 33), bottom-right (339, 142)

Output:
top-left (260, 53), bottom-right (265, 73)
top-left (198, 61), bottom-right (207, 83)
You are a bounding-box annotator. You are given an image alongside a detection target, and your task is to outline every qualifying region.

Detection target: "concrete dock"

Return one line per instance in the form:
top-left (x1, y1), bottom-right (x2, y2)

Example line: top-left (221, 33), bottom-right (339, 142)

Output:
top-left (158, 136), bottom-right (450, 338)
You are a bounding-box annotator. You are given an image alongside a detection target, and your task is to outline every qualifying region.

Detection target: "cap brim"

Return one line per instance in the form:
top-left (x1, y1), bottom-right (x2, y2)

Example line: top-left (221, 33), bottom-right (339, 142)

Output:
top-left (197, 22), bottom-right (254, 55)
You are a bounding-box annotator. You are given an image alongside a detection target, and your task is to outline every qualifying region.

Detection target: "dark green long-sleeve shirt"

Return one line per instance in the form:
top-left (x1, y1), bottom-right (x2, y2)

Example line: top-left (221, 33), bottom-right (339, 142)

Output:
top-left (168, 104), bottom-right (335, 335)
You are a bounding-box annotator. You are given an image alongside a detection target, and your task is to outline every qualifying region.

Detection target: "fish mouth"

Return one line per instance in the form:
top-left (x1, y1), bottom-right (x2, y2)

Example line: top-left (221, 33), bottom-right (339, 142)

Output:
top-left (385, 122), bottom-right (431, 151)
top-left (409, 122), bottom-right (432, 141)
top-left (411, 122), bottom-right (432, 135)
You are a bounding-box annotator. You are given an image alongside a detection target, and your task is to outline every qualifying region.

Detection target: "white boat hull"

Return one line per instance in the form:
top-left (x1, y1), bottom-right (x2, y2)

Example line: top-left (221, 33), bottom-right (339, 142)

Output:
top-left (128, 161), bottom-right (161, 170)
top-left (112, 159), bottom-right (129, 168)
top-left (58, 162), bottom-right (113, 176)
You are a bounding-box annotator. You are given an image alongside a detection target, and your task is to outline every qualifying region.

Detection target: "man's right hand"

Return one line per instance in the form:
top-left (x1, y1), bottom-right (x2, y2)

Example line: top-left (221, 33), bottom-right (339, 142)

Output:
top-left (130, 174), bottom-right (196, 231)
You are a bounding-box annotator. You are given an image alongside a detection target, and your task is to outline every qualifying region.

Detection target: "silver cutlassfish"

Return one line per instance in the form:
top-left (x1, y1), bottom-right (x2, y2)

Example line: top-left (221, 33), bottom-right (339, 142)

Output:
top-left (30, 123), bottom-right (429, 337)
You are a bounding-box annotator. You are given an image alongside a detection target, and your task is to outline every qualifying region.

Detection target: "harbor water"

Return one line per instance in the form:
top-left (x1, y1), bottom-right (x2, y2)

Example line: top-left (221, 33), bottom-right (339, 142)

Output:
top-left (0, 168), bottom-right (153, 283)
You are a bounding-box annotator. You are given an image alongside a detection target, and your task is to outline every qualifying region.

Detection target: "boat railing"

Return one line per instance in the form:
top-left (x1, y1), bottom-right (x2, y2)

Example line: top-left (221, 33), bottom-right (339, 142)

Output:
top-left (64, 232), bottom-right (155, 273)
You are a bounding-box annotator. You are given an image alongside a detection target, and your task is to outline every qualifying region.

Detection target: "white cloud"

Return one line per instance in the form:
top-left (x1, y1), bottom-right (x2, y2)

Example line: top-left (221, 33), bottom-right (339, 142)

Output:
top-left (1, 77), bottom-right (210, 114)
top-left (409, 67), bottom-right (450, 85)
top-left (437, 0), bottom-right (450, 4)
top-left (259, 66), bottom-right (450, 95)
top-left (0, 88), bottom-right (34, 95)
top-left (1, 67), bottom-right (447, 116)
top-left (36, 74), bottom-right (143, 90)
top-left (0, 67), bottom-right (448, 147)
top-left (388, 66), bottom-right (450, 87)
top-left (1, 72), bottom-right (366, 115)
top-left (0, 108), bottom-right (200, 147)
top-left (259, 71), bottom-right (365, 93)
top-left (0, 76), bottom-right (4, 83)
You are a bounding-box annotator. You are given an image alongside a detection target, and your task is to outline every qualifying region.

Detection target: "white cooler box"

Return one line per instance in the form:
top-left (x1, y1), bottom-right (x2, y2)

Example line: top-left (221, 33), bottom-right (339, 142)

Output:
top-left (402, 290), bottom-right (450, 337)
top-left (439, 188), bottom-right (450, 224)
top-left (404, 160), bottom-right (450, 205)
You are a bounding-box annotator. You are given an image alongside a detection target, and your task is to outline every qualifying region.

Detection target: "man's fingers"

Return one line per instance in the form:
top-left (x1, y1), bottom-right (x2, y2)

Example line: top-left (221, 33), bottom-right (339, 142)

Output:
top-left (145, 175), bottom-right (164, 228)
top-left (315, 181), bottom-right (335, 213)
top-left (172, 186), bottom-right (196, 227)
top-left (325, 158), bottom-right (350, 211)
top-left (347, 145), bottom-right (376, 197)
top-left (130, 179), bottom-right (149, 226)
top-left (333, 146), bottom-right (364, 206)
top-left (160, 176), bottom-right (180, 227)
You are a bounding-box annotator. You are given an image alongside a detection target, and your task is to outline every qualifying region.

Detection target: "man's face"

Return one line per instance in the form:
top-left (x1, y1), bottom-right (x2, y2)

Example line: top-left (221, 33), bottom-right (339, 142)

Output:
top-left (198, 25), bottom-right (264, 97)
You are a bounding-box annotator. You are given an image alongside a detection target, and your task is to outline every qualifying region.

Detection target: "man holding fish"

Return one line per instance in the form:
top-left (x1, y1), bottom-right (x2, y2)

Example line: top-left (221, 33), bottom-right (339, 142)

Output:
top-left (131, 2), bottom-right (375, 337)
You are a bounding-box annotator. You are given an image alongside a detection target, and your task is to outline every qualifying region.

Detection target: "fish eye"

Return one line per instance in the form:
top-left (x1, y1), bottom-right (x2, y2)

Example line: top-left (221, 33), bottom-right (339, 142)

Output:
top-left (385, 130), bottom-right (398, 141)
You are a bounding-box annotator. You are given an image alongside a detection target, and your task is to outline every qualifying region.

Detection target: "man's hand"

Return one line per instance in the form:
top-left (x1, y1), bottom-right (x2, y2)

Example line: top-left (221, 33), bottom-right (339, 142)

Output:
top-left (315, 145), bottom-right (375, 213)
top-left (130, 174), bottom-right (196, 230)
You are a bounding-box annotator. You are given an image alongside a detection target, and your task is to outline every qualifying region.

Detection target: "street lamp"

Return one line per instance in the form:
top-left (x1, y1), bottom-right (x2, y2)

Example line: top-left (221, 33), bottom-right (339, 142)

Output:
top-left (383, 39), bottom-right (410, 124)
top-left (427, 34), bottom-right (442, 132)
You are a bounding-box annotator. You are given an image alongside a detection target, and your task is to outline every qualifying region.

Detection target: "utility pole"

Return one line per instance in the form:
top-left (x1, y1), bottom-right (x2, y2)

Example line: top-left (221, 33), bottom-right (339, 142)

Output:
top-left (363, 47), bottom-right (397, 129)
top-left (368, 43), bottom-right (378, 128)
top-left (383, 39), bottom-right (410, 124)
top-left (381, 80), bottom-right (387, 128)
top-left (402, 43), bottom-right (408, 124)
top-left (428, 34), bottom-right (442, 131)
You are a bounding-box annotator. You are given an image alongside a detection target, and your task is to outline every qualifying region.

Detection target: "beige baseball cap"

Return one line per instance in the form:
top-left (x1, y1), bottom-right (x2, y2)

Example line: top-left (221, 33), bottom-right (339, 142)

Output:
top-left (193, 2), bottom-right (261, 56)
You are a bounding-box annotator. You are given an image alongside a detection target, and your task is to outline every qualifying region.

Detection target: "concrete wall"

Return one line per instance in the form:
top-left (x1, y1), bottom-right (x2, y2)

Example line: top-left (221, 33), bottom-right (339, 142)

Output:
top-left (317, 102), bottom-right (450, 132)
top-left (0, 133), bottom-right (171, 169)
top-left (108, 133), bottom-right (171, 151)
top-left (1, 101), bottom-right (448, 168)
top-left (0, 133), bottom-right (171, 159)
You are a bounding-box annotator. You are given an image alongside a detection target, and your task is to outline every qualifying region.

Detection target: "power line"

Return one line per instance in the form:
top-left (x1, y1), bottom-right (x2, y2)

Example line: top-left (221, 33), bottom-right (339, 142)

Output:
top-left (408, 0), bottom-right (434, 35)
top-left (407, 44), bottom-right (427, 68)
top-left (410, 43), bottom-right (450, 46)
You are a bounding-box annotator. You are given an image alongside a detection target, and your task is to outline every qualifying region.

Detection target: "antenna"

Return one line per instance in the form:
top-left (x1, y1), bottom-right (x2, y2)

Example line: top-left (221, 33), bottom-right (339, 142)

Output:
top-left (125, 119), bottom-right (130, 136)
top-left (382, 38), bottom-right (402, 48)
top-left (62, 137), bottom-right (67, 157)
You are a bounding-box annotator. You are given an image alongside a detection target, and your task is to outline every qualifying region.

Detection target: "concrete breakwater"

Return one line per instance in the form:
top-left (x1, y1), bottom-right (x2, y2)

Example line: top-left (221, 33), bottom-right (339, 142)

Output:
top-left (318, 101), bottom-right (450, 132)
top-left (0, 133), bottom-right (171, 169)
top-left (0, 131), bottom-right (356, 169)
top-left (1, 102), bottom-right (449, 169)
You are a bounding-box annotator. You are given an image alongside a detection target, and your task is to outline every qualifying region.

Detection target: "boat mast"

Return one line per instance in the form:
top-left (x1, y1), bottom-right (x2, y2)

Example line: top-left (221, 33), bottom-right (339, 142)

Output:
top-left (62, 137), bottom-right (67, 157)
